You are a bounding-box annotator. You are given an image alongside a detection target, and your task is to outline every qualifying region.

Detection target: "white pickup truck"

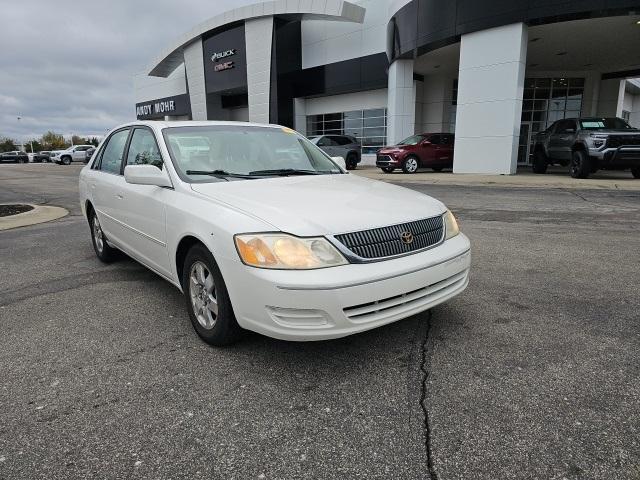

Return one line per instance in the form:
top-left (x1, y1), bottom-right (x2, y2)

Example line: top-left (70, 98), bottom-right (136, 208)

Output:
top-left (51, 145), bottom-right (94, 165)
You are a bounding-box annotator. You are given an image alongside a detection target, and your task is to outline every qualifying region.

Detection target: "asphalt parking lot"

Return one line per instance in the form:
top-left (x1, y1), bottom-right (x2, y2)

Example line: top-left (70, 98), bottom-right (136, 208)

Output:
top-left (1, 164), bottom-right (639, 480)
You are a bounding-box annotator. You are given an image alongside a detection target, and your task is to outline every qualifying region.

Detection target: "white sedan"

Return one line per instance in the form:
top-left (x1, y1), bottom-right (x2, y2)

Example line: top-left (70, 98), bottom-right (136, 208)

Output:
top-left (79, 121), bottom-right (470, 345)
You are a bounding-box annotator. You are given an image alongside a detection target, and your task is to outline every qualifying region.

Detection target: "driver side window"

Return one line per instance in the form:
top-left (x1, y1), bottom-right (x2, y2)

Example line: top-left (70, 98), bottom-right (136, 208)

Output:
top-left (126, 128), bottom-right (163, 169)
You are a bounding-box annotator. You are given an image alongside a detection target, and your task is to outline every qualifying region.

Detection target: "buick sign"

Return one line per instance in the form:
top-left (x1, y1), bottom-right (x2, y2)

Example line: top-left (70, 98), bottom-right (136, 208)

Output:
top-left (211, 49), bottom-right (236, 62)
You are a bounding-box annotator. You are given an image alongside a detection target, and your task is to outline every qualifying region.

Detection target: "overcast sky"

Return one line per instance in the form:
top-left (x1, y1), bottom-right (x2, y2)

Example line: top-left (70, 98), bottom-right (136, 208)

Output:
top-left (0, 0), bottom-right (255, 142)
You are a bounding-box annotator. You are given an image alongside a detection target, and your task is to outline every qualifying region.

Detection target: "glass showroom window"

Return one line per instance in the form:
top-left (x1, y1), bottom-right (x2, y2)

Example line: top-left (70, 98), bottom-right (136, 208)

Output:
top-left (307, 109), bottom-right (387, 154)
top-left (518, 77), bottom-right (585, 164)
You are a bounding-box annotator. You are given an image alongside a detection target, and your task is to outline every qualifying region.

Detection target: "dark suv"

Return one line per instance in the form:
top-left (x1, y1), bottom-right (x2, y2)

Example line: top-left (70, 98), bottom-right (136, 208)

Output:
top-left (376, 133), bottom-right (454, 174)
top-left (0, 151), bottom-right (29, 163)
top-left (532, 117), bottom-right (640, 178)
top-left (309, 135), bottom-right (361, 170)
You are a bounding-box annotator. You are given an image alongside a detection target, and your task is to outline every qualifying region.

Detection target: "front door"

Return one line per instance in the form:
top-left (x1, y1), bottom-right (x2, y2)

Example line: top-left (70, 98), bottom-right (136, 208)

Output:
top-left (118, 127), bottom-right (172, 277)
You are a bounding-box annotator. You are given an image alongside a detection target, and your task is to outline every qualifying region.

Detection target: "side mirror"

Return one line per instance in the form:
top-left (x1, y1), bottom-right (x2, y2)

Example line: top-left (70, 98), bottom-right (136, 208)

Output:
top-left (331, 156), bottom-right (346, 170)
top-left (124, 164), bottom-right (172, 188)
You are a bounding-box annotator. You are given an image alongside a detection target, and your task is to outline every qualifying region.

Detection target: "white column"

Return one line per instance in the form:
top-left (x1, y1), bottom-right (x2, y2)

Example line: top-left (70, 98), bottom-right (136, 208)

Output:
top-left (245, 17), bottom-right (274, 125)
top-left (419, 74), bottom-right (453, 133)
top-left (183, 39), bottom-right (207, 121)
top-left (596, 78), bottom-right (625, 118)
top-left (453, 23), bottom-right (527, 174)
top-left (387, 59), bottom-right (416, 145)
top-left (294, 98), bottom-right (307, 135)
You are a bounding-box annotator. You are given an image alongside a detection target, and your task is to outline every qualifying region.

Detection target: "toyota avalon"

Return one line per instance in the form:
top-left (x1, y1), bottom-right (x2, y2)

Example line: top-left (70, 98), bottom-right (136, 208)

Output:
top-left (79, 121), bottom-right (470, 346)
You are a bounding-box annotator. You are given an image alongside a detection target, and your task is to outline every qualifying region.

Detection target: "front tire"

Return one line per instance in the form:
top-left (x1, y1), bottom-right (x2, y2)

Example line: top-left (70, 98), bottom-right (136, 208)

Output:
top-left (182, 244), bottom-right (242, 346)
top-left (62, 156), bottom-right (71, 165)
top-left (532, 150), bottom-right (548, 174)
top-left (402, 156), bottom-right (419, 174)
top-left (631, 166), bottom-right (640, 179)
top-left (570, 150), bottom-right (591, 179)
top-left (90, 211), bottom-right (117, 263)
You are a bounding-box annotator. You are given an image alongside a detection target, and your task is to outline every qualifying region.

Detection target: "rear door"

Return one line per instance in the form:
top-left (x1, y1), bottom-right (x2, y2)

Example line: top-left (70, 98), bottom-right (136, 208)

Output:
top-left (118, 127), bottom-right (172, 276)
top-left (89, 129), bottom-right (131, 246)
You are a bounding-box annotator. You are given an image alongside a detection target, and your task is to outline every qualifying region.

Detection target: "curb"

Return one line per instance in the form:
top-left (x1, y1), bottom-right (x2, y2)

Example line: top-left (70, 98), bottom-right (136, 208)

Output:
top-left (0, 204), bottom-right (69, 231)
top-left (352, 169), bottom-right (640, 190)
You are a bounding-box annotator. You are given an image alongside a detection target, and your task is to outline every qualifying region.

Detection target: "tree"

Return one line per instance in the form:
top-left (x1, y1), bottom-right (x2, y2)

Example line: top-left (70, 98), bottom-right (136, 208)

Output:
top-left (24, 138), bottom-right (43, 152)
top-left (88, 137), bottom-right (100, 147)
top-left (40, 131), bottom-right (67, 150)
top-left (0, 137), bottom-right (17, 152)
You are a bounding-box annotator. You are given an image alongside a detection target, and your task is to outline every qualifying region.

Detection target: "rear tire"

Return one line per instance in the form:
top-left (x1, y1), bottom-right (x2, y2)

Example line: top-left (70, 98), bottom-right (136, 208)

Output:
top-left (90, 211), bottom-right (117, 263)
top-left (631, 166), bottom-right (640, 179)
top-left (182, 244), bottom-right (243, 346)
top-left (532, 150), bottom-right (548, 174)
top-left (570, 150), bottom-right (590, 179)
top-left (402, 156), bottom-right (419, 174)
top-left (345, 153), bottom-right (358, 170)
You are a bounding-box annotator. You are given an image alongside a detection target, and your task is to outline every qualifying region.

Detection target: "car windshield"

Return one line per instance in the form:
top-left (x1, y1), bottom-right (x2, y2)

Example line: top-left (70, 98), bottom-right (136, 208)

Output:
top-left (163, 125), bottom-right (343, 182)
top-left (580, 118), bottom-right (633, 130)
top-left (397, 134), bottom-right (426, 146)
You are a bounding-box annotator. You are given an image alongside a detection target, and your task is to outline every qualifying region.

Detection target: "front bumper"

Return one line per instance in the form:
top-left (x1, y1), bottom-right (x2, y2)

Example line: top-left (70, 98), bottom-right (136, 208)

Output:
top-left (591, 146), bottom-right (640, 167)
top-left (376, 154), bottom-right (400, 167)
top-left (224, 234), bottom-right (471, 341)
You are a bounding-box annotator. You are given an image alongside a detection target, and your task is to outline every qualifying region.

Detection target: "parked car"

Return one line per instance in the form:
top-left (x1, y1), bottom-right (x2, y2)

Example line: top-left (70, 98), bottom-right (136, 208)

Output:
top-left (33, 151), bottom-right (52, 162)
top-left (0, 151), bottom-right (29, 163)
top-left (532, 117), bottom-right (640, 178)
top-left (79, 121), bottom-right (470, 346)
top-left (308, 135), bottom-right (361, 170)
top-left (51, 145), bottom-right (95, 165)
top-left (376, 133), bottom-right (454, 174)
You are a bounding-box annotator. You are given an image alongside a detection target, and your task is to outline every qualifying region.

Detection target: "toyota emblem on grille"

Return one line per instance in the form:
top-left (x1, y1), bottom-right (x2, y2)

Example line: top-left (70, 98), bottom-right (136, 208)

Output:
top-left (400, 231), bottom-right (414, 245)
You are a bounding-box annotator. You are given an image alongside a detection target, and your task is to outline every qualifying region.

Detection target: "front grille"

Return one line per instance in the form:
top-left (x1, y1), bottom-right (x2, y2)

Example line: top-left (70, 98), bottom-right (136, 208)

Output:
top-left (376, 154), bottom-right (393, 165)
top-left (334, 215), bottom-right (444, 260)
top-left (607, 135), bottom-right (640, 148)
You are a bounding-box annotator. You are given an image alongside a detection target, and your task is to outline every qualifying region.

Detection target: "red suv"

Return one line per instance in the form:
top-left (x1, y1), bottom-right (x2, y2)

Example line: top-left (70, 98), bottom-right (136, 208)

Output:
top-left (376, 133), bottom-right (454, 173)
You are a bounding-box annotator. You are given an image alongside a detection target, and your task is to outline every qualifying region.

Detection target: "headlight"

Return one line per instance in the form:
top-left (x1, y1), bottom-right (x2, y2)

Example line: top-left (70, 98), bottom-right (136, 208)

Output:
top-left (235, 233), bottom-right (348, 269)
top-left (443, 209), bottom-right (460, 240)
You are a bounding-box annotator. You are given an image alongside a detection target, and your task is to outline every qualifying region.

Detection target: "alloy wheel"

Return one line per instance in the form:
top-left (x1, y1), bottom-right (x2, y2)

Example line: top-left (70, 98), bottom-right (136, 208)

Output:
top-left (93, 216), bottom-right (104, 253)
top-left (405, 157), bottom-right (418, 173)
top-left (189, 261), bottom-right (218, 330)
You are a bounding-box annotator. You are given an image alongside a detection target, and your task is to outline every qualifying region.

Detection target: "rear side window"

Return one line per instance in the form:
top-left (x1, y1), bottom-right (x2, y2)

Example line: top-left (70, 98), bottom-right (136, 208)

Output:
top-left (126, 128), bottom-right (163, 169)
top-left (98, 129), bottom-right (130, 174)
top-left (429, 134), bottom-right (443, 145)
top-left (317, 136), bottom-right (335, 147)
top-left (334, 136), bottom-right (352, 146)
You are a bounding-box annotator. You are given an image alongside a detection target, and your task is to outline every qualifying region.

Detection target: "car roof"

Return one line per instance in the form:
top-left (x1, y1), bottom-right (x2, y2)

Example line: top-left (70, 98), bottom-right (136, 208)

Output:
top-left (111, 120), bottom-right (287, 133)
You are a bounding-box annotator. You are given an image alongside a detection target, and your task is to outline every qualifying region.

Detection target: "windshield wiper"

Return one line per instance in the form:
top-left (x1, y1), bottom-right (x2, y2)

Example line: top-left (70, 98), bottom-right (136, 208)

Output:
top-left (248, 168), bottom-right (322, 176)
top-left (185, 169), bottom-right (255, 180)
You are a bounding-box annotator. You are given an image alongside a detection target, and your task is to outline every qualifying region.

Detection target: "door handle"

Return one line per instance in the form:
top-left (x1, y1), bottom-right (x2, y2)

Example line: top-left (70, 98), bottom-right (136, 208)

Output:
top-left (116, 194), bottom-right (124, 200)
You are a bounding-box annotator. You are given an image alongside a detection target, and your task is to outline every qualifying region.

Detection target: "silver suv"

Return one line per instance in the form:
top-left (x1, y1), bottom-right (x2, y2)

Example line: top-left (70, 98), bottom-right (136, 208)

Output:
top-left (309, 135), bottom-right (361, 170)
top-left (532, 117), bottom-right (640, 178)
top-left (51, 145), bottom-right (95, 165)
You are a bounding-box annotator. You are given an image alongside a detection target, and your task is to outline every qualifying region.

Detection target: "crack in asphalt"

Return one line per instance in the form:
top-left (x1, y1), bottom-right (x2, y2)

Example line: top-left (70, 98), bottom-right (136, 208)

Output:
top-left (420, 310), bottom-right (440, 480)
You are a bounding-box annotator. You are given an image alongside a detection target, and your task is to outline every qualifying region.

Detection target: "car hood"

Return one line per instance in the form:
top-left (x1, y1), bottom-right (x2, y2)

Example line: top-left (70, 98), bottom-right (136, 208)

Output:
top-left (190, 174), bottom-right (446, 236)
top-left (378, 145), bottom-right (411, 153)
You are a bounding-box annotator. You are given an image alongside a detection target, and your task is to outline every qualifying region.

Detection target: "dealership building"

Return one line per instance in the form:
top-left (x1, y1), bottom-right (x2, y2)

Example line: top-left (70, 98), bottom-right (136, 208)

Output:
top-left (135, 0), bottom-right (640, 174)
